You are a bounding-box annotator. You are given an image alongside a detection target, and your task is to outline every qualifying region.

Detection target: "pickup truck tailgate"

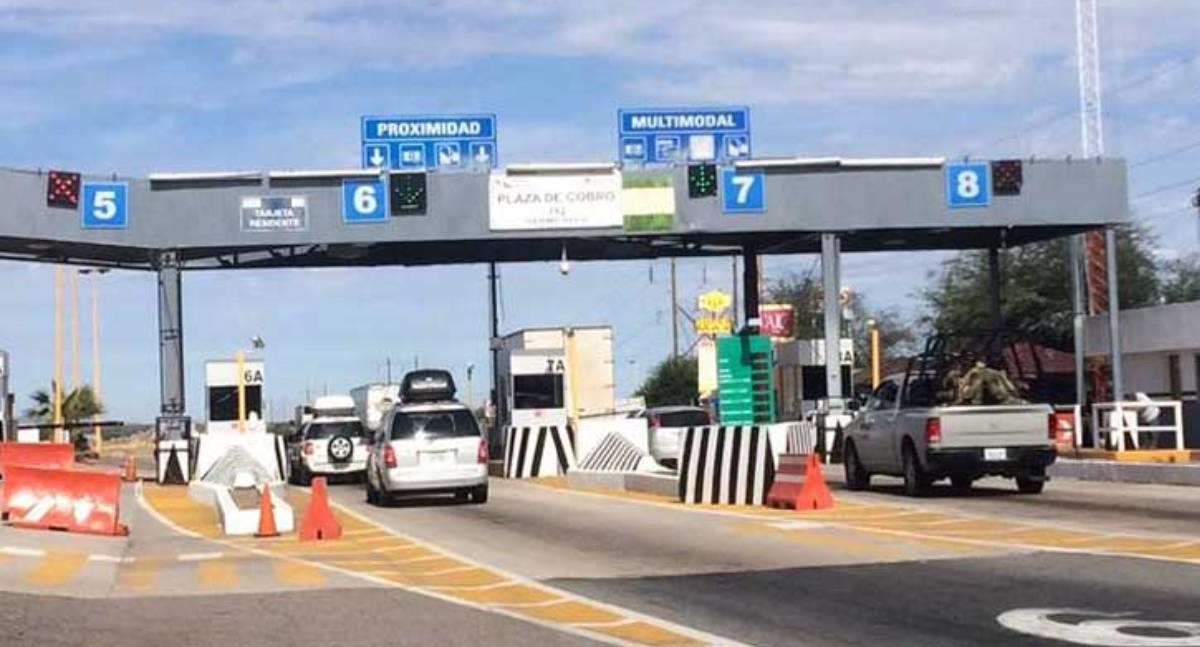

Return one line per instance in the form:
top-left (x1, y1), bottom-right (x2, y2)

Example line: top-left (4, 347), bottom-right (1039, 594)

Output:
top-left (935, 405), bottom-right (1053, 449)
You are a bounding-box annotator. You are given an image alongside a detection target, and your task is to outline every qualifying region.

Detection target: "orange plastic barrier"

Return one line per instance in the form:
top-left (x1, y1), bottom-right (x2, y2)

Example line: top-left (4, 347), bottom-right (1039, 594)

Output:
top-left (766, 453), bottom-right (835, 511)
top-left (0, 442), bottom-right (74, 478)
top-left (1, 465), bottom-right (127, 536)
top-left (766, 454), bottom-right (808, 508)
top-left (299, 477), bottom-right (342, 541)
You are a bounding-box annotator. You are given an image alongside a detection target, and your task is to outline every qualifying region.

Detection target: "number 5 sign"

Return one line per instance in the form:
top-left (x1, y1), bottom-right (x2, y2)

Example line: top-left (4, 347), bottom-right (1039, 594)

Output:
top-left (81, 182), bottom-right (129, 229)
top-left (342, 177), bottom-right (388, 223)
top-left (945, 161), bottom-right (990, 208)
top-left (721, 168), bottom-right (765, 213)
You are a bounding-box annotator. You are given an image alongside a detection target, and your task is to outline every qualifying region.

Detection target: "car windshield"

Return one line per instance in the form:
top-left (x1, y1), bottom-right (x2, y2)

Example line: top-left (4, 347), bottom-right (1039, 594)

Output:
top-left (305, 421), bottom-right (365, 439)
top-left (391, 409), bottom-right (480, 440)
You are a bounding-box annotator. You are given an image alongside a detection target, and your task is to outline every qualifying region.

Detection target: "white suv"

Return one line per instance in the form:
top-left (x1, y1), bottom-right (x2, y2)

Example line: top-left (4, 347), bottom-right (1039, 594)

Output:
top-left (289, 412), bottom-right (369, 485)
top-left (365, 370), bottom-right (488, 505)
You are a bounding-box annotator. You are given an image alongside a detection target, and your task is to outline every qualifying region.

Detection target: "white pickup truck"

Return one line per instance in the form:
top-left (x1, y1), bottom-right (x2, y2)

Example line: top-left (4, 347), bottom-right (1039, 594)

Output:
top-left (842, 371), bottom-right (1056, 496)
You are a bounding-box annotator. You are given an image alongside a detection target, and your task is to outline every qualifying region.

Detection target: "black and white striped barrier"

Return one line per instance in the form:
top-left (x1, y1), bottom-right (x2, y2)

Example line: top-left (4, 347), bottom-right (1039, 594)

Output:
top-left (678, 426), bottom-right (777, 505)
top-left (578, 432), bottom-right (645, 472)
top-left (786, 422), bottom-right (817, 455)
top-left (503, 426), bottom-right (576, 478)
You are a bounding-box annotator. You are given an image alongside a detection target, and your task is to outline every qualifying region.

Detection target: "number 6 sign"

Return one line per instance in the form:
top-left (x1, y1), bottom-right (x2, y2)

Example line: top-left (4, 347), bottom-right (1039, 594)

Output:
top-left (342, 177), bottom-right (388, 224)
top-left (945, 161), bottom-right (991, 208)
top-left (81, 182), bottom-right (129, 229)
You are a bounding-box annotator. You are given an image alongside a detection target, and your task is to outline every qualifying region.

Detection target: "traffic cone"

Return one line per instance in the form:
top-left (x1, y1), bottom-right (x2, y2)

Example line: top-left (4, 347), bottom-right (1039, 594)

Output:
top-left (298, 477), bottom-right (342, 542)
top-left (794, 452), bottom-right (835, 510)
top-left (122, 455), bottom-right (138, 483)
top-left (255, 484), bottom-right (280, 538)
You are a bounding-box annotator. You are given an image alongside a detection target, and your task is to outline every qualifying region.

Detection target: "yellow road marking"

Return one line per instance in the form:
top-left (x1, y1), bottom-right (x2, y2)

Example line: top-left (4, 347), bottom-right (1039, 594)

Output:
top-left (729, 521), bottom-right (908, 560)
top-left (272, 560), bottom-right (327, 586)
top-left (449, 583), bottom-right (560, 606)
top-left (517, 600), bottom-right (623, 625)
top-left (590, 620), bottom-right (706, 646)
top-left (25, 551), bottom-right (89, 586)
top-left (116, 558), bottom-right (159, 591)
top-left (196, 559), bottom-right (238, 588)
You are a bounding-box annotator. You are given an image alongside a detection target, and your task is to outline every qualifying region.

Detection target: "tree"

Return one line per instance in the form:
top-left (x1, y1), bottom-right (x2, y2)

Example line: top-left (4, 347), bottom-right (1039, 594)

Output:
top-left (24, 383), bottom-right (105, 444)
top-left (921, 226), bottom-right (1162, 349)
top-left (635, 355), bottom-right (698, 407)
top-left (765, 271), bottom-right (918, 368)
top-left (1162, 254), bottom-right (1200, 304)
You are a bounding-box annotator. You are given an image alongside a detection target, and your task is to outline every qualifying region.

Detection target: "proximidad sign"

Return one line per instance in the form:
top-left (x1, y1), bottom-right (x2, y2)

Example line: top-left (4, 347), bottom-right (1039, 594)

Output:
top-left (361, 114), bottom-right (498, 171)
top-left (618, 107), bottom-right (751, 165)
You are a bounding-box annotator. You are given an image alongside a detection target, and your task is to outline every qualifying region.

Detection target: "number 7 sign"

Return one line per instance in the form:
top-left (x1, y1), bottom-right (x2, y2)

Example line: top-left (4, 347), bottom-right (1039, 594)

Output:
top-left (720, 168), bottom-right (765, 213)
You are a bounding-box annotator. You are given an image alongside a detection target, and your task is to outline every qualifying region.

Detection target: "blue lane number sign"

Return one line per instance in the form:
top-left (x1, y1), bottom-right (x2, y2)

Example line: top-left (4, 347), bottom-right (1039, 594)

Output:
top-left (721, 168), bottom-right (765, 213)
top-left (342, 178), bottom-right (387, 223)
top-left (81, 182), bottom-right (129, 229)
top-left (945, 161), bottom-right (991, 208)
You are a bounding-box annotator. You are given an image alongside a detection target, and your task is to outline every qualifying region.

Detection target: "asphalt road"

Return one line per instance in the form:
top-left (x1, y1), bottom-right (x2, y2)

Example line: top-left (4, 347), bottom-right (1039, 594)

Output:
top-left (323, 477), bottom-right (1200, 646)
top-left (3, 471), bottom-right (1199, 646)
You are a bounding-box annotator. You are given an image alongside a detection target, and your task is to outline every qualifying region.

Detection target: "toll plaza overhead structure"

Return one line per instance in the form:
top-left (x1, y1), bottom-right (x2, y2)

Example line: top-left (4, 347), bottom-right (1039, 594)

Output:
top-left (0, 157), bottom-right (1129, 430)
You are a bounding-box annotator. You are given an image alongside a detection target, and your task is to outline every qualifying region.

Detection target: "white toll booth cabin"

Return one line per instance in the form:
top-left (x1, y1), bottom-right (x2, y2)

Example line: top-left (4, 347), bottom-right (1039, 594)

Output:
top-left (775, 338), bottom-right (855, 421)
top-left (497, 326), bottom-right (616, 432)
top-left (205, 359), bottom-right (266, 435)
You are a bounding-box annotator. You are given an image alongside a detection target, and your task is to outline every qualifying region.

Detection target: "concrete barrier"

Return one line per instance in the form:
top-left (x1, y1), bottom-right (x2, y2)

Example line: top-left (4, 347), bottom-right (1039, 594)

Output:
top-left (578, 432), bottom-right (645, 472)
top-left (566, 469), bottom-right (678, 498)
top-left (503, 426), bottom-right (576, 478)
top-left (679, 426), bottom-right (776, 505)
top-left (1050, 458), bottom-right (1200, 487)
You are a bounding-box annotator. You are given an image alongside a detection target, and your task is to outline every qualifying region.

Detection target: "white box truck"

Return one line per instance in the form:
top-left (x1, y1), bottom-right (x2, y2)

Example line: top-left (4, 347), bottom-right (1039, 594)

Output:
top-left (350, 383), bottom-right (401, 433)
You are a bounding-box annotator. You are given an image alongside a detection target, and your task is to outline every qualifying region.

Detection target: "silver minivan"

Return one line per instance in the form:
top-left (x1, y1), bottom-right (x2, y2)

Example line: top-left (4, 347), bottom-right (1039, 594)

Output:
top-left (365, 371), bottom-right (488, 505)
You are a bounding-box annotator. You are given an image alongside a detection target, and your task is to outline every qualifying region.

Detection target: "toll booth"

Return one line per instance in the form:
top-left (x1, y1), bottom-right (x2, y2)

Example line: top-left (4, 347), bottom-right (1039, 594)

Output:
top-left (205, 359), bottom-right (266, 435)
top-left (184, 358), bottom-right (288, 485)
top-left (775, 338), bottom-right (855, 421)
top-left (496, 326), bottom-right (615, 443)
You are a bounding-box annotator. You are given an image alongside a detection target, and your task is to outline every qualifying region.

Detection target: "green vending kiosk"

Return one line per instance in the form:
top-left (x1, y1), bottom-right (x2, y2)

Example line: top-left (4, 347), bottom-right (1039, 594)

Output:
top-left (716, 334), bottom-right (775, 425)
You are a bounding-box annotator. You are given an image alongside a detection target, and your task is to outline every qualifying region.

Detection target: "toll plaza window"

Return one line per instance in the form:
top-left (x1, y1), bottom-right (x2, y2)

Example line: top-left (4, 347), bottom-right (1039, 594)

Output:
top-left (512, 374), bottom-right (564, 410)
top-left (390, 410), bottom-right (480, 440)
top-left (208, 385), bottom-right (263, 422)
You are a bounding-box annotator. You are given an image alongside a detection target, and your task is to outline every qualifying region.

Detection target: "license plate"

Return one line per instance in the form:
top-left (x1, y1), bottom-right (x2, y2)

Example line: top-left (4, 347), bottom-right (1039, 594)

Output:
top-left (984, 448), bottom-right (1007, 462)
top-left (420, 451), bottom-right (454, 466)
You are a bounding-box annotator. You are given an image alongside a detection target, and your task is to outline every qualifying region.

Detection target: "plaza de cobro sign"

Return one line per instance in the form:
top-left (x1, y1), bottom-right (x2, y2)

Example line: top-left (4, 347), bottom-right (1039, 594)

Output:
top-left (488, 171), bottom-right (622, 231)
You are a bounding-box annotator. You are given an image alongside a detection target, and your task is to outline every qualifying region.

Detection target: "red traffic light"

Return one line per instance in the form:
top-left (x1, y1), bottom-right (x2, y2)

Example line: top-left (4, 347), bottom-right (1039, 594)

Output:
top-left (46, 170), bottom-right (81, 208)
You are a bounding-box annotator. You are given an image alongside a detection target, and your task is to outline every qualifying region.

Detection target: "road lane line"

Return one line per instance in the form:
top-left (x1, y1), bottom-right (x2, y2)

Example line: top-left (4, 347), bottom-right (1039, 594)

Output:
top-left (178, 551), bottom-right (224, 562)
top-left (1, 546), bottom-right (46, 558)
top-left (272, 560), bottom-right (328, 586)
top-left (196, 558), bottom-right (239, 589)
top-left (138, 483), bottom-right (753, 647)
top-left (25, 551), bottom-right (89, 586)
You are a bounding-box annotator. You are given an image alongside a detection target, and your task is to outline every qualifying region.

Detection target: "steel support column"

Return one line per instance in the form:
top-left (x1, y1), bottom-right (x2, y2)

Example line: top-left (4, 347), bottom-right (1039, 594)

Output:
top-left (1070, 235), bottom-right (1087, 413)
top-left (156, 251), bottom-right (185, 416)
top-left (742, 251), bottom-right (759, 330)
top-left (487, 262), bottom-right (502, 452)
top-left (1105, 228), bottom-right (1123, 403)
top-left (821, 233), bottom-right (843, 408)
top-left (987, 247), bottom-right (1003, 330)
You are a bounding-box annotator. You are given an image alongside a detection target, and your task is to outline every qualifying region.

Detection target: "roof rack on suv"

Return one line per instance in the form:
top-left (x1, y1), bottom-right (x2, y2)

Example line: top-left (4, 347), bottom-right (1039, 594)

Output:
top-left (401, 369), bottom-right (457, 403)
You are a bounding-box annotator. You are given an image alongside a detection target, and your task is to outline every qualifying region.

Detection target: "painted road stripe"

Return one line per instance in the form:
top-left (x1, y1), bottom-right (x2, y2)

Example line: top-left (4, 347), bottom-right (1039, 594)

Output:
top-left (136, 483), bottom-right (757, 647)
top-left (25, 551), bottom-right (89, 586)
top-left (272, 560), bottom-right (328, 586)
top-left (196, 559), bottom-right (239, 588)
top-left (117, 558), bottom-right (160, 592)
top-left (178, 551), bottom-right (224, 562)
top-left (1, 546), bottom-right (46, 558)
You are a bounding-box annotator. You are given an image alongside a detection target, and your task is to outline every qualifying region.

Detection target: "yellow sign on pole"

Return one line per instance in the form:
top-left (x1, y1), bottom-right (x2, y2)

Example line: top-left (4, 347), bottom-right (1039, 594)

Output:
top-left (695, 316), bottom-right (733, 335)
top-left (697, 290), bottom-right (732, 313)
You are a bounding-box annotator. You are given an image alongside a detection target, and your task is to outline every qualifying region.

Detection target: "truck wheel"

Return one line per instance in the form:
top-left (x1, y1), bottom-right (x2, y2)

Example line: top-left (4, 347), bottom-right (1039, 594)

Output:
top-left (950, 476), bottom-right (973, 494)
top-left (902, 445), bottom-right (931, 498)
top-left (843, 443), bottom-right (871, 491)
top-left (1016, 476), bottom-right (1045, 494)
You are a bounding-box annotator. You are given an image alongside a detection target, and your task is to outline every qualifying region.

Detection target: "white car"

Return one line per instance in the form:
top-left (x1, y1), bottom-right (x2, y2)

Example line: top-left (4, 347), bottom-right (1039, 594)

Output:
top-left (289, 415), bottom-right (369, 485)
top-left (365, 370), bottom-right (488, 505)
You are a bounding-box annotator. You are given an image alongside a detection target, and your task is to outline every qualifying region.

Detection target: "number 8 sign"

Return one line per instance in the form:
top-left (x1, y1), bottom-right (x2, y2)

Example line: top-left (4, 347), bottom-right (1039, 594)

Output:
top-left (81, 182), bottom-right (129, 229)
top-left (945, 161), bottom-right (991, 208)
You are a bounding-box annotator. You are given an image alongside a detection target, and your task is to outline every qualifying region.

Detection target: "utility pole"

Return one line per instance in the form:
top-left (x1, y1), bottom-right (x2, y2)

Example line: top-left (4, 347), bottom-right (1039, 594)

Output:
top-left (731, 256), bottom-right (739, 329)
top-left (1075, 0), bottom-right (1122, 406)
top-left (53, 266), bottom-right (64, 437)
top-left (385, 357), bottom-right (392, 384)
top-left (670, 258), bottom-right (679, 357)
top-left (70, 269), bottom-right (81, 390)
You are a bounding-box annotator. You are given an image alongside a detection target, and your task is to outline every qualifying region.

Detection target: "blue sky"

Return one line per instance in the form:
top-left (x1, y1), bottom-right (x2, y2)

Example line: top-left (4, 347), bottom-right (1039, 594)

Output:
top-left (1, 0), bottom-right (1198, 422)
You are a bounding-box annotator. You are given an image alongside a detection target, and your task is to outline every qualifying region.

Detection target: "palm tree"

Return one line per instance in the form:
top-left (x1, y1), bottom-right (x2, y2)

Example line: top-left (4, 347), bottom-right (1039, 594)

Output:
top-left (25, 383), bottom-right (104, 444)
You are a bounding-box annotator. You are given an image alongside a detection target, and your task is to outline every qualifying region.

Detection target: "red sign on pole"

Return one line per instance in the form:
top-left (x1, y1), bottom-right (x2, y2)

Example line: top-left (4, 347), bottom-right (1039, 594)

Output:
top-left (759, 304), bottom-right (795, 339)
